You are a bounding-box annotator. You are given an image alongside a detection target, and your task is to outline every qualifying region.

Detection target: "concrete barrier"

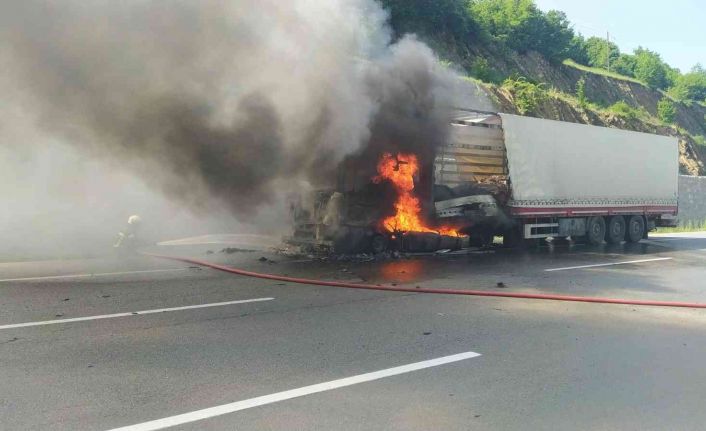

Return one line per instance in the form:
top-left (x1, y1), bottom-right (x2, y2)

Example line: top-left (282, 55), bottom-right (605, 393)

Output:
top-left (678, 175), bottom-right (706, 226)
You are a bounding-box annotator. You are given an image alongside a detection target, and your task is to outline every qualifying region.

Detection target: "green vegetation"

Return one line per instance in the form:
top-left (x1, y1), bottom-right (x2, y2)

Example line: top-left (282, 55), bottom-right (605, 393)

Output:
top-left (668, 64), bottom-right (706, 103)
top-left (562, 59), bottom-right (644, 84)
top-left (633, 48), bottom-right (671, 89)
top-left (470, 57), bottom-right (501, 83)
top-left (582, 37), bottom-right (619, 70)
top-left (381, 0), bottom-right (479, 44)
top-left (502, 76), bottom-right (546, 114)
top-left (694, 135), bottom-right (706, 147)
top-left (607, 101), bottom-right (637, 119)
top-left (657, 220), bottom-right (706, 233)
top-left (576, 77), bottom-right (587, 109)
top-left (657, 97), bottom-right (677, 123)
top-left (380, 0), bottom-right (706, 105)
top-left (568, 37), bottom-right (677, 91)
top-left (612, 54), bottom-right (638, 78)
top-left (467, 0), bottom-right (573, 61)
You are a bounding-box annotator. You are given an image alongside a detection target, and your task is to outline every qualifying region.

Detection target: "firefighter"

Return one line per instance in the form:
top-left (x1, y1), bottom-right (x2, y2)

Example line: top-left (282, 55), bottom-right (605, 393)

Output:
top-left (113, 215), bottom-right (141, 249)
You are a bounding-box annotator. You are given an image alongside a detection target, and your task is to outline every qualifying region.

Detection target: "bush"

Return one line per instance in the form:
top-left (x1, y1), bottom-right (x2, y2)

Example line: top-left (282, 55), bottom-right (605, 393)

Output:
top-left (502, 76), bottom-right (547, 114)
top-left (576, 77), bottom-right (587, 109)
top-left (657, 97), bottom-right (677, 123)
top-left (694, 135), bottom-right (706, 147)
top-left (470, 57), bottom-right (500, 83)
top-left (607, 101), bottom-right (641, 120)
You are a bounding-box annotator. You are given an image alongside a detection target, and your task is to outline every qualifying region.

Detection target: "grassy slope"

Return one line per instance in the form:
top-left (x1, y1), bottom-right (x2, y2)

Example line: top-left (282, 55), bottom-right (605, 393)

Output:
top-left (657, 221), bottom-right (706, 233)
top-left (562, 59), bottom-right (646, 85)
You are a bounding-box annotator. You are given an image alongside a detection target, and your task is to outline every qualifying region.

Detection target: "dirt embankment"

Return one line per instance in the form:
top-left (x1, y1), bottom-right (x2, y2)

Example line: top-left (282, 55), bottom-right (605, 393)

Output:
top-left (464, 49), bottom-right (706, 175)
top-left (483, 84), bottom-right (704, 176)
top-left (485, 51), bottom-right (706, 138)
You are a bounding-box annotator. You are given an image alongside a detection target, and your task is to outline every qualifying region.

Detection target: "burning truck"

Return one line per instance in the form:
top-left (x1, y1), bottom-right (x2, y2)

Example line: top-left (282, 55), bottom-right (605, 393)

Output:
top-left (287, 110), bottom-right (679, 254)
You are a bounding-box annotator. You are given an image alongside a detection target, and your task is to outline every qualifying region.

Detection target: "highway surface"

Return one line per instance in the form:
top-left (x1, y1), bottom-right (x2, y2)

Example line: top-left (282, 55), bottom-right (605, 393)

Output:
top-left (2, 232), bottom-right (706, 430)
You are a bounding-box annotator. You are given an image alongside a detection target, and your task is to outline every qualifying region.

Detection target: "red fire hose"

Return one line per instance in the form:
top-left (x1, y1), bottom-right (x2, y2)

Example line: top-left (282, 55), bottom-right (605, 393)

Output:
top-left (147, 253), bottom-right (706, 309)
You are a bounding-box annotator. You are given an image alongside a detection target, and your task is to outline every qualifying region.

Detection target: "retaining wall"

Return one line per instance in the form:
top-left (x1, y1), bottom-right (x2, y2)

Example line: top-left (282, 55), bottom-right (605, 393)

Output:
top-left (679, 175), bottom-right (706, 225)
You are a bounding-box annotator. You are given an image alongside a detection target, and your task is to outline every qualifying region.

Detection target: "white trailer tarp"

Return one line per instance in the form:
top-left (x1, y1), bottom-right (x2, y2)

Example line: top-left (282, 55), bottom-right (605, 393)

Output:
top-left (499, 114), bottom-right (679, 208)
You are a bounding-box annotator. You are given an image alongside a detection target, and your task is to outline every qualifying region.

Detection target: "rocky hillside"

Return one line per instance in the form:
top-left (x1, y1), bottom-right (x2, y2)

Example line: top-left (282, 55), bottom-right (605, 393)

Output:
top-left (485, 84), bottom-right (704, 175)
top-left (491, 51), bottom-right (706, 137)
top-left (465, 50), bottom-right (706, 175)
top-left (380, 0), bottom-right (706, 175)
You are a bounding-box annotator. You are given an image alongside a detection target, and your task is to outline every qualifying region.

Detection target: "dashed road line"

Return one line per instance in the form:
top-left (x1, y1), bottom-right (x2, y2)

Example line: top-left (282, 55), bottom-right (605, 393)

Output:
top-left (0, 268), bottom-right (191, 283)
top-left (105, 351), bottom-right (482, 431)
top-left (0, 297), bottom-right (274, 330)
top-left (545, 257), bottom-right (673, 272)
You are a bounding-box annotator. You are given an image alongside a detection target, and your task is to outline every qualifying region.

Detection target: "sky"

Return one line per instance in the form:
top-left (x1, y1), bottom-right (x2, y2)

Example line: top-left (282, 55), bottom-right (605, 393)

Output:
top-left (534, 0), bottom-right (705, 73)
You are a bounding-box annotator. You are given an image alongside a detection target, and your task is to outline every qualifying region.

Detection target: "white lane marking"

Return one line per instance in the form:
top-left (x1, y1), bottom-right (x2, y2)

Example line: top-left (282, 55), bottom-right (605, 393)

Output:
top-left (105, 351), bottom-right (481, 431)
top-left (545, 257), bottom-right (673, 272)
top-left (0, 268), bottom-right (190, 283)
top-left (0, 298), bottom-right (274, 330)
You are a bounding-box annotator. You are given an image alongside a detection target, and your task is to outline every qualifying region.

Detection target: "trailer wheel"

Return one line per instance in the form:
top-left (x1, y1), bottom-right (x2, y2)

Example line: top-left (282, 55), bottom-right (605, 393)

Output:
top-left (586, 216), bottom-right (606, 245)
top-left (605, 216), bottom-right (626, 244)
top-left (625, 216), bottom-right (645, 243)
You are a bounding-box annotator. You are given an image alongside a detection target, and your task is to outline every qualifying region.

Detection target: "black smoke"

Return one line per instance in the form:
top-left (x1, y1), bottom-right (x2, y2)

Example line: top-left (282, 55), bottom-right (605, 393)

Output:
top-left (0, 0), bottom-right (456, 220)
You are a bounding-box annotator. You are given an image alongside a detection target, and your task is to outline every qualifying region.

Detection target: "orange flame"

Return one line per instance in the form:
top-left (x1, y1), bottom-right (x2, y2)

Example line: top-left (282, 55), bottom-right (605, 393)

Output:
top-left (374, 152), bottom-right (461, 236)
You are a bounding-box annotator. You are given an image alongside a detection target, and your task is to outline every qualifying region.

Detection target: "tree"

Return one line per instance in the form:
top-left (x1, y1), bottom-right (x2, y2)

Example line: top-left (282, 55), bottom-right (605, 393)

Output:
top-left (566, 34), bottom-right (589, 65)
top-left (664, 65), bottom-right (681, 89)
top-left (633, 47), bottom-right (669, 89)
top-left (583, 37), bottom-right (619, 69)
top-left (469, 0), bottom-right (539, 48)
top-left (536, 10), bottom-right (574, 61)
top-left (668, 64), bottom-right (706, 102)
top-left (611, 54), bottom-right (637, 77)
top-left (380, 0), bottom-right (479, 43)
top-left (468, 0), bottom-right (574, 61)
top-left (657, 97), bottom-right (676, 123)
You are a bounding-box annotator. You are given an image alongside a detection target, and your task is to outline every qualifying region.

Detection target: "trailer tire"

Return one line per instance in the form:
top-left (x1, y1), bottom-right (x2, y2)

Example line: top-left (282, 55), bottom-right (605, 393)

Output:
top-left (586, 216), bottom-right (606, 245)
top-left (625, 216), bottom-right (645, 243)
top-left (605, 216), bottom-right (626, 244)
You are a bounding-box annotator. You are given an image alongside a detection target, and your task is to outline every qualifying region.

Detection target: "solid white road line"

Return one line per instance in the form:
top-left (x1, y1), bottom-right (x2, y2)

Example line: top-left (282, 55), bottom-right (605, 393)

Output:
top-left (106, 351), bottom-right (482, 431)
top-left (545, 257), bottom-right (673, 272)
top-left (0, 298), bottom-right (274, 330)
top-left (0, 268), bottom-right (190, 283)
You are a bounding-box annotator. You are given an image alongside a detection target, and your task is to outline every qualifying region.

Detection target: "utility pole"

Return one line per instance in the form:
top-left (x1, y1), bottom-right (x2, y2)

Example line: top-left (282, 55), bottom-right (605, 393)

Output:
top-left (606, 31), bottom-right (611, 73)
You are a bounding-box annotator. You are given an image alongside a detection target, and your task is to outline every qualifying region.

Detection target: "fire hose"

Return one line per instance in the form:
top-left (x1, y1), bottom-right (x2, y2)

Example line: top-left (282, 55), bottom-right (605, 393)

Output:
top-left (146, 253), bottom-right (706, 309)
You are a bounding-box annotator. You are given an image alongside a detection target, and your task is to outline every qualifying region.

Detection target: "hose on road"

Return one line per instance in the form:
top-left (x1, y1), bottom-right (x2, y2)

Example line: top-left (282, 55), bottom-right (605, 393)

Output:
top-left (147, 253), bottom-right (706, 309)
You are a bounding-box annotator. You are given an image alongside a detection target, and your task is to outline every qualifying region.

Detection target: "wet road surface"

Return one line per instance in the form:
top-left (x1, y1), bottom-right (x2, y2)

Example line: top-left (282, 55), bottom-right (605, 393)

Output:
top-left (2, 232), bottom-right (706, 430)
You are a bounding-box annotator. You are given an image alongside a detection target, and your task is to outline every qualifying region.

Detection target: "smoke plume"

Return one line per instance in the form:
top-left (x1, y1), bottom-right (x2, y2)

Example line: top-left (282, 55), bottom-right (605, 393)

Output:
top-left (0, 1), bottom-right (456, 226)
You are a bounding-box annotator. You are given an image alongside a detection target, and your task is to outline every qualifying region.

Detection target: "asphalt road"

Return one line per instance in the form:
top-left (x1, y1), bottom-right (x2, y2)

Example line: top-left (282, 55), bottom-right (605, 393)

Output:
top-left (2, 232), bottom-right (706, 430)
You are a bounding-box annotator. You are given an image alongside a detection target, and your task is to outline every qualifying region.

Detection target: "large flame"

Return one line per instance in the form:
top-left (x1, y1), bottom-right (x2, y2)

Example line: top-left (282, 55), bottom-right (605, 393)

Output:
top-left (374, 152), bottom-right (460, 236)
